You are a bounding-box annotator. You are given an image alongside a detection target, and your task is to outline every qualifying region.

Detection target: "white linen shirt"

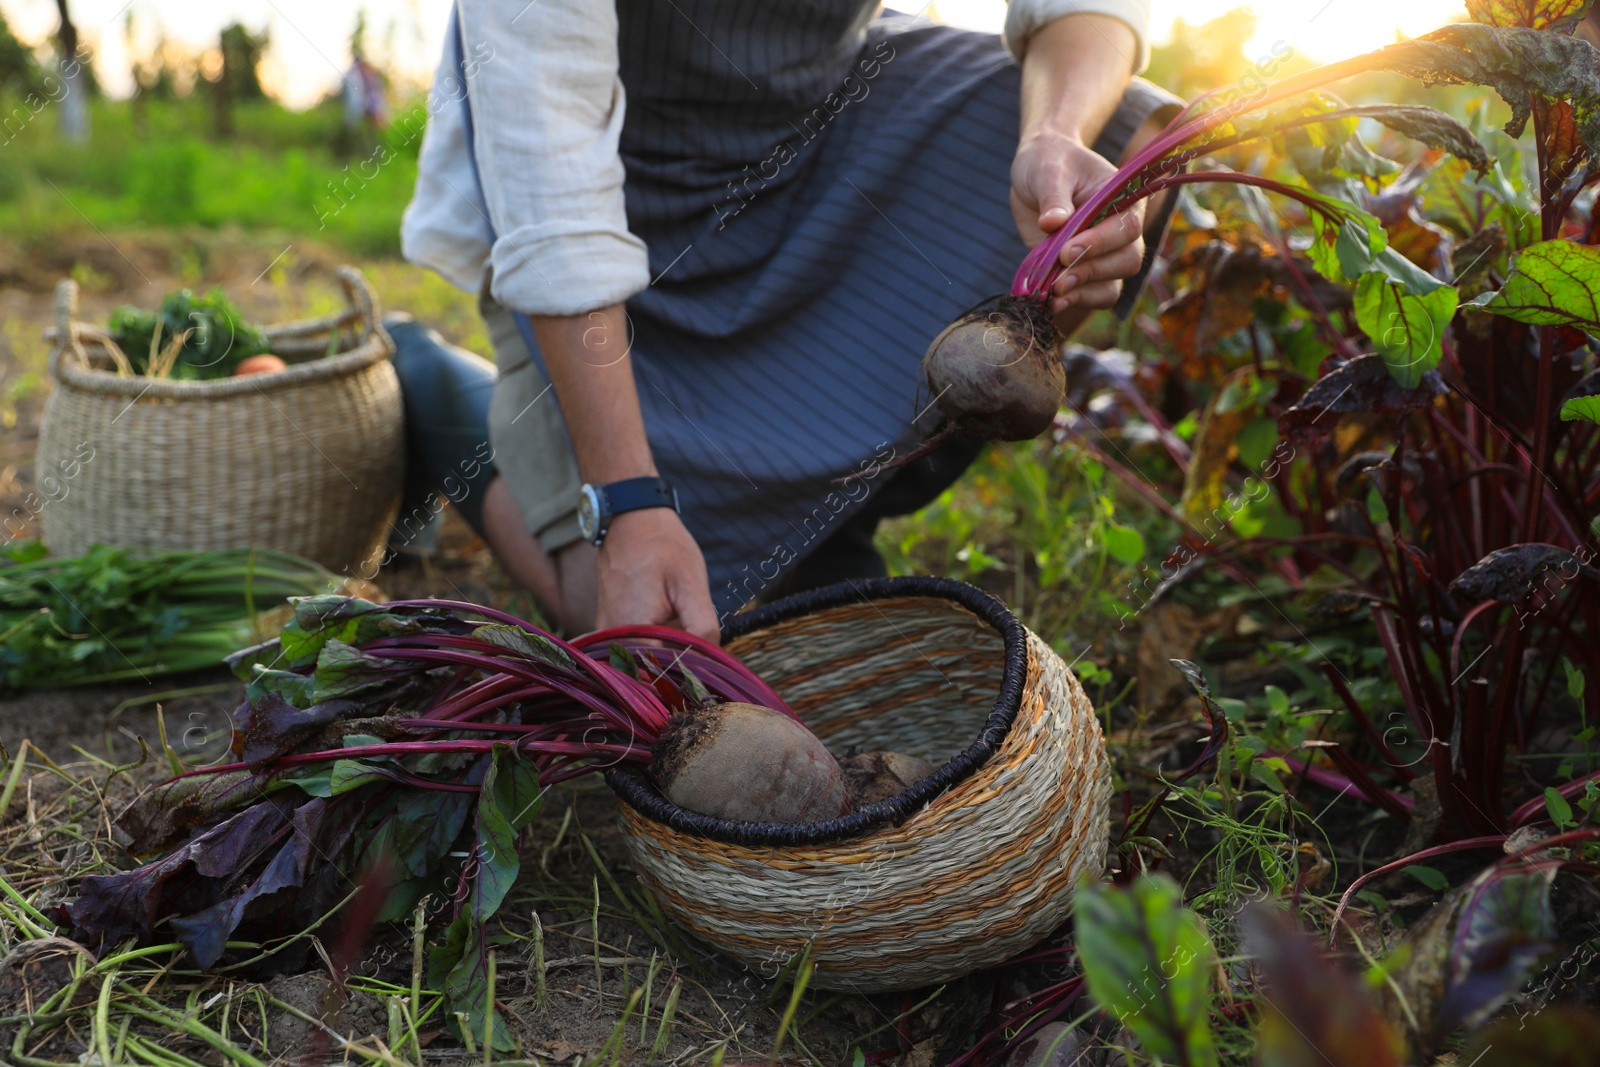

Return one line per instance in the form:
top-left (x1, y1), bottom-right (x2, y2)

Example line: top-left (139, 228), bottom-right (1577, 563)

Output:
top-left (400, 0), bottom-right (1152, 318)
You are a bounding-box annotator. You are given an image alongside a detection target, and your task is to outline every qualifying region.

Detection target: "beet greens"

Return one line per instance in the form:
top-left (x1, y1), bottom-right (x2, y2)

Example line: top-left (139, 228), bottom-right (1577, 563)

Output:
top-left (1055, 4), bottom-right (1600, 856)
top-left (58, 595), bottom-right (793, 1049)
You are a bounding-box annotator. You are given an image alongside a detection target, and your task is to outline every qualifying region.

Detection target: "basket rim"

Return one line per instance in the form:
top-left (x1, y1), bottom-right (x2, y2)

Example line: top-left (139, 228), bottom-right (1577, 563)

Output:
top-left (46, 266), bottom-right (394, 400)
top-left (605, 575), bottom-right (1030, 847)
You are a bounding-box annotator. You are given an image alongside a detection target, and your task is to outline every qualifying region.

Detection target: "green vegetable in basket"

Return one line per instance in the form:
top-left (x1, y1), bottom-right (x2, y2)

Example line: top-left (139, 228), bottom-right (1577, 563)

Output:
top-left (107, 288), bottom-right (271, 380)
top-left (0, 542), bottom-right (346, 691)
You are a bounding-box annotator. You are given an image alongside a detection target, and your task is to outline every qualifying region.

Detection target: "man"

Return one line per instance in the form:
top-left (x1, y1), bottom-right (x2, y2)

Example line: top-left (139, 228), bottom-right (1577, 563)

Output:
top-left (401, 0), bottom-right (1179, 641)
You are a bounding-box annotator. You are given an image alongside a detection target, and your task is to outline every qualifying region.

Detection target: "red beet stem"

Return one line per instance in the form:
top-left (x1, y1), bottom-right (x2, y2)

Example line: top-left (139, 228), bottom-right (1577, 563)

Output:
top-left (360, 644), bottom-right (670, 735)
top-left (214, 738), bottom-right (655, 774)
top-left (212, 600), bottom-right (807, 805)
top-left (385, 598), bottom-right (680, 719)
top-left (574, 626), bottom-right (798, 719)
top-left (1009, 45), bottom-right (1412, 298)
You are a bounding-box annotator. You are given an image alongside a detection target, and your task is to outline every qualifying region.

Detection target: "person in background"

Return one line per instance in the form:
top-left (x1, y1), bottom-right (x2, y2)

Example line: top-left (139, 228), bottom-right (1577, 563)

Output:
top-left (396, 0), bottom-right (1181, 642)
top-left (341, 48), bottom-right (388, 136)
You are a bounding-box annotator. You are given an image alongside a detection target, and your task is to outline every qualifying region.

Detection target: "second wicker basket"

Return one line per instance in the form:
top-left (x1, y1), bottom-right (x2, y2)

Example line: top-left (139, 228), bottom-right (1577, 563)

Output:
top-left (34, 268), bottom-right (403, 575)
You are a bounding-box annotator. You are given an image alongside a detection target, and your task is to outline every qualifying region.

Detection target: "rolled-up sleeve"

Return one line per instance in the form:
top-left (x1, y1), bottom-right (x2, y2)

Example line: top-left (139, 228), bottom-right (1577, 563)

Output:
top-left (1004, 0), bottom-right (1152, 73)
top-left (400, 35), bottom-right (494, 295)
top-left (454, 0), bottom-right (650, 317)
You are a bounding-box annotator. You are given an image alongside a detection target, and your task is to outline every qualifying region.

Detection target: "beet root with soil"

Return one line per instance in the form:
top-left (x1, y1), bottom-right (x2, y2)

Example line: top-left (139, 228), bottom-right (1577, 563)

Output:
top-left (921, 296), bottom-right (1066, 442)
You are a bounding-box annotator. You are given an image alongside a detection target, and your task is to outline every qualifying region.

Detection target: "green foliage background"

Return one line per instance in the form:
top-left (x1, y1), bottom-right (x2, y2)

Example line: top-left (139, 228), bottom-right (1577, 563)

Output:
top-left (0, 95), bottom-right (425, 256)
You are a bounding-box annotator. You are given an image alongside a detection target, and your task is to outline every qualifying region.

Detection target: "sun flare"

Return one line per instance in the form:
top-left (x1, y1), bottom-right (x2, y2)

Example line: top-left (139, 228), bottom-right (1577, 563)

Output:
top-left (933, 0), bottom-right (1472, 66)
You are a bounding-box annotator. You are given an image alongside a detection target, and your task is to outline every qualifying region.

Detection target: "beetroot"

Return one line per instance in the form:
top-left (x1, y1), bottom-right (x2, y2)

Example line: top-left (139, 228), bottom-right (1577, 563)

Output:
top-left (841, 751), bottom-right (939, 806)
top-left (652, 702), bottom-right (848, 823)
top-left (921, 296), bottom-right (1064, 442)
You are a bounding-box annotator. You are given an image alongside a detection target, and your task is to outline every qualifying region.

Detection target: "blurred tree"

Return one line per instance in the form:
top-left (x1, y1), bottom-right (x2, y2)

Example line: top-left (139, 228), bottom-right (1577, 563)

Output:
top-left (124, 10), bottom-right (146, 133)
top-left (53, 0), bottom-right (75, 66)
top-left (208, 22), bottom-right (269, 136)
top-left (218, 23), bottom-right (267, 101)
top-left (350, 9), bottom-right (370, 60)
top-left (133, 36), bottom-right (195, 102)
top-left (0, 10), bottom-right (46, 98)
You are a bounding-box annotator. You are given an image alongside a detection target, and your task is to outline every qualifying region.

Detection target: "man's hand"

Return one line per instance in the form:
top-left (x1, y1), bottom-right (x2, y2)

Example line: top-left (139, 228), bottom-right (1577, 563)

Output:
top-left (594, 507), bottom-right (721, 642)
top-left (528, 303), bottom-right (720, 641)
top-left (1010, 128), bottom-right (1147, 317)
top-left (1012, 13), bottom-right (1144, 318)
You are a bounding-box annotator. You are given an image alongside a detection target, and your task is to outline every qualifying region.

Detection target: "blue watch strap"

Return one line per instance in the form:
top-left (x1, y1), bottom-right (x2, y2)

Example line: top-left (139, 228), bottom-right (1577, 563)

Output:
top-left (602, 476), bottom-right (679, 520)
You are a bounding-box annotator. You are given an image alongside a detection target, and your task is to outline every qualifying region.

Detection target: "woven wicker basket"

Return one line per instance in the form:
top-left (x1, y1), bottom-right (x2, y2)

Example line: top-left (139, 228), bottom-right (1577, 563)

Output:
top-left (35, 268), bottom-right (403, 574)
top-left (608, 576), bottom-right (1111, 992)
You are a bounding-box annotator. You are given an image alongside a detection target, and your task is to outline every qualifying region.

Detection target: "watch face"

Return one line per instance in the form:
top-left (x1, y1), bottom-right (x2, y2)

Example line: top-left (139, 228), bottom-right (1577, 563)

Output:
top-left (577, 485), bottom-right (602, 542)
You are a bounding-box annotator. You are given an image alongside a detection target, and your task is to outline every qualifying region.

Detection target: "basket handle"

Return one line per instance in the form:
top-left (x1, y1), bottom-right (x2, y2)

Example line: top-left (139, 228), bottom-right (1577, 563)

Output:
top-left (47, 278), bottom-right (90, 378)
top-left (335, 265), bottom-right (387, 354)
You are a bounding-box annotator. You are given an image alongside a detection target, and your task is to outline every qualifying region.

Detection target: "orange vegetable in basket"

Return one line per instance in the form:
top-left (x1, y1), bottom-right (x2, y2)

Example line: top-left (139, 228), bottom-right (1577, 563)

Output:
top-left (233, 355), bottom-right (288, 377)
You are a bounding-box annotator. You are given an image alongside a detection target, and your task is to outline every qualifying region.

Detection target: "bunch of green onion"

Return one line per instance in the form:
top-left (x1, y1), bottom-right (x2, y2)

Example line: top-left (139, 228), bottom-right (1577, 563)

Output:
top-left (0, 542), bottom-right (348, 692)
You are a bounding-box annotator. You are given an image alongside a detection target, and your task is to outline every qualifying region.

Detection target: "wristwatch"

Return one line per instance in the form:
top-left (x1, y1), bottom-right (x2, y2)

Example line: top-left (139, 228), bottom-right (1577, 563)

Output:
top-left (577, 476), bottom-right (681, 547)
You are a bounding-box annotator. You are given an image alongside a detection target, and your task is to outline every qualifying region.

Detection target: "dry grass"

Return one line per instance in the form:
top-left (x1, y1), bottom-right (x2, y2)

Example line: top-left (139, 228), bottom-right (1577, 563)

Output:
top-left (0, 707), bottom-right (1027, 1065)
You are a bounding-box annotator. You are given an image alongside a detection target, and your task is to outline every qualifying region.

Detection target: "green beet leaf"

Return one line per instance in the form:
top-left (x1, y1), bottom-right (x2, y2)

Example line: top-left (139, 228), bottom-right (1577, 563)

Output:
top-left (471, 743), bottom-right (544, 922)
top-left (608, 642), bottom-right (643, 679)
top-left (1562, 394), bottom-right (1600, 425)
top-left (370, 788), bottom-right (476, 880)
top-left (1305, 201), bottom-right (1388, 285)
top-left (1266, 95), bottom-right (1373, 184)
top-left (1355, 271), bottom-right (1458, 388)
top-left (475, 622), bottom-right (575, 668)
top-left (1334, 104), bottom-right (1489, 172)
top-left (1469, 240), bottom-right (1600, 335)
top-left (326, 759), bottom-right (394, 796)
top-left (427, 913), bottom-right (515, 1052)
top-left (243, 666), bottom-right (315, 709)
top-left (1465, 0), bottom-right (1591, 31)
top-left (1074, 874), bottom-right (1220, 1067)
top-left (275, 596), bottom-right (472, 670)
top-left (310, 639), bottom-right (407, 702)
top-left (1378, 25), bottom-right (1600, 157)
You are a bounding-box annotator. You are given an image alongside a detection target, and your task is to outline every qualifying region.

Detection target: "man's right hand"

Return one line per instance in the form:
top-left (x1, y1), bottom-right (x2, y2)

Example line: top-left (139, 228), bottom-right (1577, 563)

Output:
top-left (594, 507), bottom-right (721, 642)
top-left (526, 303), bottom-right (721, 641)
